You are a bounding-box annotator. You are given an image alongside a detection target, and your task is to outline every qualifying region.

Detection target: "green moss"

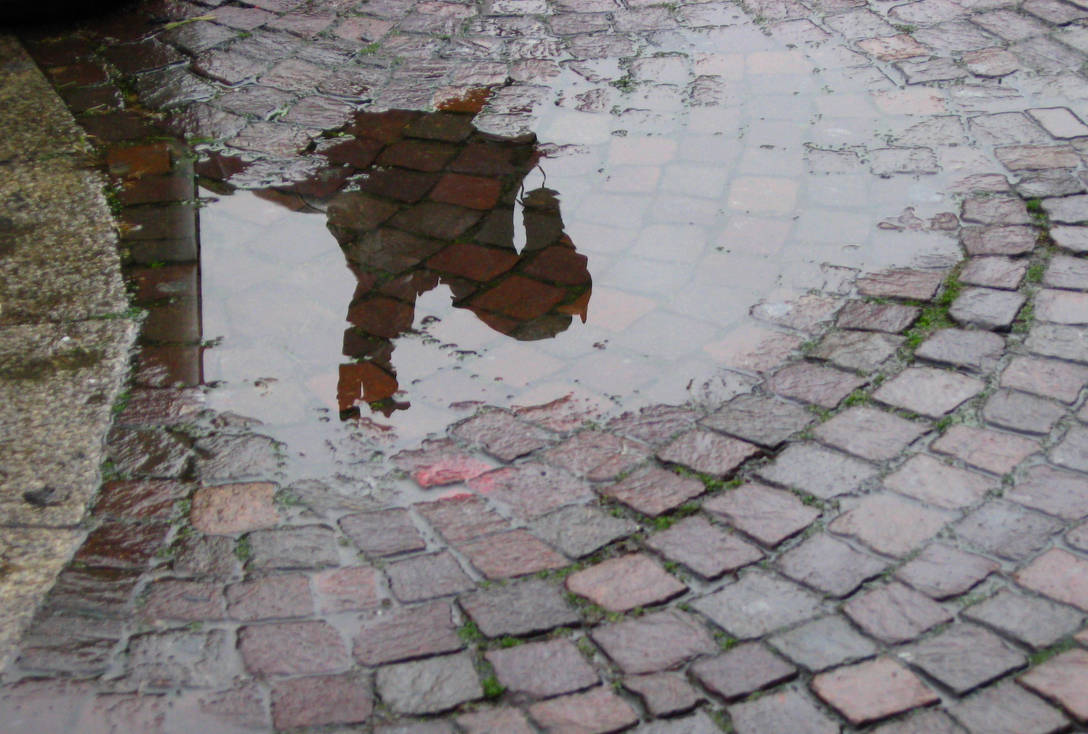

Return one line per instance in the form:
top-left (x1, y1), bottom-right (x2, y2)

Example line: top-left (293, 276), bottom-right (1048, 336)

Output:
top-left (1029, 638), bottom-right (1076, 666)
top-left (481, 674), bottom-right (505, 699)
top-left (235, 536), bottom-right (252, 562)
top-left (458, 621), bottom-right (483, 644)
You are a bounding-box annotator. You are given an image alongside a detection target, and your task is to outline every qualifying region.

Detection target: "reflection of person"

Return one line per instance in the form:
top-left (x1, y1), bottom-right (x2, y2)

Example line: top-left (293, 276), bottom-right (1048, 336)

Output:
top-left (319, 106), bottom-right (591, 418)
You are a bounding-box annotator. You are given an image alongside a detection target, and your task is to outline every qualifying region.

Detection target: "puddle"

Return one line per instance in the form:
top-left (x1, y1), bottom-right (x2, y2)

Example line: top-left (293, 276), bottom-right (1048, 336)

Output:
top-left (179, 22), bottom-right (964, 482)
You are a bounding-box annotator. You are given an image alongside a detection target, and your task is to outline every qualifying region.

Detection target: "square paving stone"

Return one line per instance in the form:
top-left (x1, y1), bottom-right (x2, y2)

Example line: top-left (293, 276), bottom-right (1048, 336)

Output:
top-left (964, 589), bottom-right (1084, 649)
top-left (246, 525), bottom-right (340, 570)
top-left (339, 509), bottom-right (426, 557)
top-left (915, 328), bottom-right (1006, 372)
top-left (810, 330), bottom-right (903, 372)
top-left (529, 505), bottom-right (637, 558)
top-left (385, 551), bottom-right (475, 602)
top-left (599, 465), bottom-right (704, 517)
top-left (768, 615), bottom-right (878, 672)
top-left (527, 686), bottom-right (638, 733)
top-left (376, 651), bottom-right (482, 715)
top-left (456, 708), bottom-right (535, 734)
top-left (894, 543), bottom-right (999, 599)
top-left (459, 530), bottom-right (567, 580)
top-left (757, 443), bottom-right (879, 499)
top-left (416, 495), bottom-right (510, 543)
top-left (900, 623), bottom-right (1027, 695)
top-left (830, 493), bottom-right (953, 557)
top-left (657, 429), bottom-right (760, 476)
top-left (692, 570), bottom-right (823, 639)
top-left (622, 672), bottom-right (702, 716)
top-left (352, 601), bottom-right (463, 666)
top-left (884, 454), bottom-right (996, 510)
top-left (874, 367), bottom-right (984, 418)
top-left (451, 409), bottom-right (554, 461)
top-left (700, 394), bottom-right (815, 448)
top-left (844, 582), bottom-right (952, 644)
top-left (271, 673), bottom-right (373, 730)
top-left (690, 643), bottom-right (796, 702)
top-left (727, 688), bottom-right (839, 734)
top-left (960, 256), bottom-right (1028, 291)
top-left (703, 482), bottom-right (820, 547)
top-left (189, 482), bottom-right (280, 535)
top-left (947, 679), bottom-right (1069, 734)
top-left (470, 464), bottom-right (594, 520)
top-left (950, 287), bottom-right (1027, 329)
top-left (931, 424), bottom-right (1039, 475)
top-left (766, 362), bottom-right (867, 409)
top-left (955, 502), bottom-right (1064, 561)
top-left (814, 407), bottom-right (927, 461)
top-left (645, 515), bottom-right (763, 580)
top-left (238, 621), bottom-right (350, 676)
top-left (983, 389), bottom-right (1066, 435)
top-left (590, 610), bottom-right (717, 674)
top-left (1015, 548), bottom-right (1088, 612)
top-left (566, 554), bottom-right (686, 612)
top-left (776, 533), bottom-right (886, 597)
top-left (485, 639), bottom-right (598, 699)
top-left (1019, 648), bottom-right (1088, 723)
top-left (1001, 356), bottom-right (1088, 403)
top-left (459, 578), bottom-right (579, 638)
top-left (127, 629), bottom-right (236, 689)
top-left (812, 657), bottom-right (937, 726)
top-left (1007, 464), bottom-right (1088, 519)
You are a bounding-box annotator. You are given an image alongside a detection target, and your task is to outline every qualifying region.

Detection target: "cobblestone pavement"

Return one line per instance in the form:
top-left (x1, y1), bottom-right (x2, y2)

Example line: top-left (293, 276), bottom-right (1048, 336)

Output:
top-left (4, 0), bottom-right (1088, 730)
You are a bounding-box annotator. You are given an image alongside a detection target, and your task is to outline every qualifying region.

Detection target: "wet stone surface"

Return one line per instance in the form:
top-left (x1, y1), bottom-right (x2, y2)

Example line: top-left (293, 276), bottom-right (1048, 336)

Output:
top-left (10, 0), bottom-right (1088, 729)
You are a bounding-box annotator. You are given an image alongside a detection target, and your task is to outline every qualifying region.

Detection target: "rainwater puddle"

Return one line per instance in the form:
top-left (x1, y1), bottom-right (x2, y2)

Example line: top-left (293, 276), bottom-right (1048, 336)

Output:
top-left (188, 22), bottom-right (962, 482)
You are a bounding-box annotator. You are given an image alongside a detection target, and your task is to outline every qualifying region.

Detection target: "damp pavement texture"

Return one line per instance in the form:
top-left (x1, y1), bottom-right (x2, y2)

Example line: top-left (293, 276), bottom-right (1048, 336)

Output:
top-left (5, 0), bottom-right (1088, 731)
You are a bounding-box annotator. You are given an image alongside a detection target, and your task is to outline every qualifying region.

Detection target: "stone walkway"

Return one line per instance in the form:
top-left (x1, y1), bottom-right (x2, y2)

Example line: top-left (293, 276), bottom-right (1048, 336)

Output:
top-left (4, 0), bottom-right (1088, 731)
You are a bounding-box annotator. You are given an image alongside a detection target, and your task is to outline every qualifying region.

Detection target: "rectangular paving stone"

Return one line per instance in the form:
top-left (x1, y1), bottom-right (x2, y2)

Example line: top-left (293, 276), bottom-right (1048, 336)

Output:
top-left (566, 554), bottom-right (685, 612)
top-left (690, 643), bottom-right (796, 702)
top-left (459, 530), bottom-right (567, 580)
top-left (692, 569), bottom-right (823, 639)
top-left (962, 196), bottom-right (1031, 225)
top-left (485, 639), bottom-right (598, 699)
top-left (527, 686), bottom-right (638, 733)
top-left (590, 610), bottom-right (717, 674)
top-left (915, 328), bottom-right (1005, 372)
top-left (656, 429), bottom-right (759, 476)
top-left (339, 509), bottom-right (427, 557)
top-left (1001, 355), bottom-right (1088, 403)
top-left (1044, 253), bottom-right (1088, 290)
top-left (844, 582), bottom-right (952, 644)
top-left (352, 601), bottom-right (462, 666)
top-left (451, 409), bottom-right (554, 461)
top-left (126, 629), bottom-right (236, 690)
top-left (459, 578), bottom-right (579, 638)
top-left (1015, 548), bottom-right (1088, 612)
top-left (1036, 288), bottom-right (1088, 324)
top-left (947, 679), bottom-right (1070, 734)
top-left (931, 424), bottom-right (1039, 474)
top-left (870, 709), bottom-right (966, 734)
top-left (950, 287), bottom-right (1027, 329)
top-left (416, 495), bottom-right (510, 543)
top-left (777, 533), bottom-right (886, 598)
top-left (728, 688), bottom-right (839, 734)
top-left (238, 621), bottom-right (349, 676)
top-left (902, 623), bottom-right (1027, 695)
top-left (768, 615), bottom-right (878, 672)
top-left (529, 505), bottom-right (637, 558)
top-left (1043, 194), bottom-right (1088, 224)
top-left (1019, 648), bottom-right (1088, 723)
top-left (894, 543), bottom-right (998, 599)
top-left (884, 454), bottom-right (996, 509)
top-left (814, 407), bottom-right (927, 461)
top-left (385, 551), bottom-right (475, 602)
top-left (956, 502), bottom-right (1064, 560)
top-left (837, 301), bottom-right (919, 333)
top-left (831, 493), bottom-right (953, 557)
top-left (470, 463), bottom-right (594, 520)
top-left (757, 443), bottom-right (879, 499)
top-left (960, 256), bottom-right (1028, 290)
top-left (703, 482), bottom-right (820, 547)
top-left (1051, 424), bottom-right (1088, 472)
top-left (983, 389), bottom-right (1065, 435)
top-left (857, 268), bottom-right (945, 301)
top-left (701, 393), bottom-right (815, 448)
top-left (1007, 464), bottom-right (1088, 519)
top-left (812, 657), bottom-right (937, 726)
top-left (1026, 323), bottom-right (1088, 363)
top-left (810, 330), bottom-right (903, 372)
top-left (543, 431), bottom-right (651, 481)
top-left (766, 362), bottom-right (867, 409)
top-left (962, 226), bottom-right (1036, 256)
top-left (1027, 107), bottom-right (1088, 138)
top-left (456, 708), bottom-right (535, 734)
top-left (246, 525), bottom-right (340, 570)
top-left (271, 674), bottom-right (373, 730)
top-left (874, 367), bottom-right (984, 418)
top-left (645, 515), bottom-right (762, 579)
top-left (376, 652), bottom-right (482, 715)
top-left (599, 465), bottom-right (705, 517)
top-left (964, 589), bottom-right (1084, 649)
top-left (226, 574), bottom-right (311, 621)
